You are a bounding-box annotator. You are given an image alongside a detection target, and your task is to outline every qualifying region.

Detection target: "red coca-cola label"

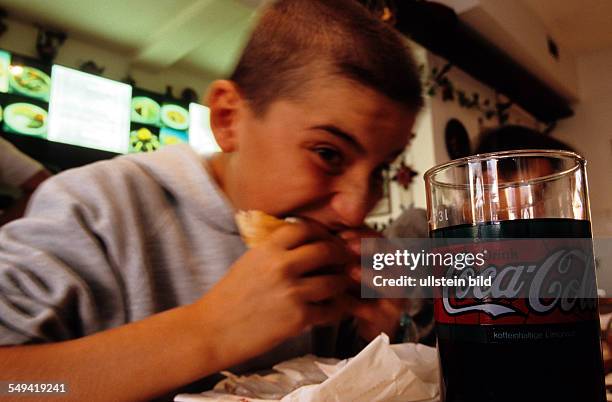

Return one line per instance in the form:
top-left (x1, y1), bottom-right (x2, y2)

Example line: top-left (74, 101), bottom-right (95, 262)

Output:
top-left (433, 238), bottom-right (599, 325)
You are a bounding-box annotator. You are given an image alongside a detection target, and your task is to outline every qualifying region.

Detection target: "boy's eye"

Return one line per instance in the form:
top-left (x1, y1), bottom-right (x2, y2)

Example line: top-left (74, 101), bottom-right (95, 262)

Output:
top-left (314, 147), bottom-right (344, 168)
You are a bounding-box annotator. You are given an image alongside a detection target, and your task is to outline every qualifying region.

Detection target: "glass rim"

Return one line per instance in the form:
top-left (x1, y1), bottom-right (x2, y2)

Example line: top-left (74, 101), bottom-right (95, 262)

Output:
top-left (424, 149), bottom-right (585, 186)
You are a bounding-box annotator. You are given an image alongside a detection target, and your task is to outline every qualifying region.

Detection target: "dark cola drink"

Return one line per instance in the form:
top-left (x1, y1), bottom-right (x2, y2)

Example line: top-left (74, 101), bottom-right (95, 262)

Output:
top-left (431, 218), bottom-right (605, 402)
top-left (425, 150), bottom-right (605, 401)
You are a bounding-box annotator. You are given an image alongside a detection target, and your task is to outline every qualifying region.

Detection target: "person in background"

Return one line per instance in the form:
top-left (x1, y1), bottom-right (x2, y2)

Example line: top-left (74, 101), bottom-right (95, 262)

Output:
top-left (0, 1), bottom-right (423, 401)
top-left (473, 124), bottom-right (576, 155)
top-left (474, 125), bottom-right (578, 220)
top-left (0, 136), bottom-right (51, 225)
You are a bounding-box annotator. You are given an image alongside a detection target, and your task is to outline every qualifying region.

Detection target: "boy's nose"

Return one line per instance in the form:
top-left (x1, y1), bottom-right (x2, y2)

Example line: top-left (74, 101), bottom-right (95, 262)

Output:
top-left (330, 187), bottom-right (375, 228)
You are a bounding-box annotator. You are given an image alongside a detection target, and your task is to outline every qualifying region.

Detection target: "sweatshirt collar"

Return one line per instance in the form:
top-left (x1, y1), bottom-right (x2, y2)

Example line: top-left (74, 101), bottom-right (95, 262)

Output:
top-left (127, 144), bottom-right (239, 235)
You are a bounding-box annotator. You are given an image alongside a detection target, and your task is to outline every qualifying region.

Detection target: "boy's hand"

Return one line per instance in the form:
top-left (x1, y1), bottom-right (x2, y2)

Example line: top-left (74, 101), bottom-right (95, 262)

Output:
top-left (352, 298), bottom-right (404, 342)
top-left (339, 228), bottom-right (406, 342)
top-left (197, 220), bottom-right (352, 365)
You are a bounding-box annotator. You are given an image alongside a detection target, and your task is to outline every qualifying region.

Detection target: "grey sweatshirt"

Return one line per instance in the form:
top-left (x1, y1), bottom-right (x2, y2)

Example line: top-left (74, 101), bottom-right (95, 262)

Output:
top-left (0, 144), bottom-right (315, 372)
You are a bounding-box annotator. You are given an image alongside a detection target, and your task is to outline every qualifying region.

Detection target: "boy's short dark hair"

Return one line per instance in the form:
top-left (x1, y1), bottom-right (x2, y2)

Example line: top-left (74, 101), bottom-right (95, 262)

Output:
top-left (230, 0), bottom-right (423, 116)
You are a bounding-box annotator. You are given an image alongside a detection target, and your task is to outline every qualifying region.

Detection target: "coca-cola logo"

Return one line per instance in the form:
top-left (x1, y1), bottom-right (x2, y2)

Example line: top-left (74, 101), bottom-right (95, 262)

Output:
top-left (442, 248), bottom-right (598, 318)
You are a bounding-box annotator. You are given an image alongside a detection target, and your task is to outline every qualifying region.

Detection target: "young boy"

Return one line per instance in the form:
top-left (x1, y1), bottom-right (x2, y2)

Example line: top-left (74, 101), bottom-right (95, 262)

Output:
top-left (0, 0), bottom-right (422, 400)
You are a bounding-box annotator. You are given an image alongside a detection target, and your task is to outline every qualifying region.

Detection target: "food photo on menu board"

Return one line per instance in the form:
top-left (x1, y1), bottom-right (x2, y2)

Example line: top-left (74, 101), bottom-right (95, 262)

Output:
top-left (160, 103), bottom-right (189, 131)
top-left (0, 50), bottom-right (51, 138)
top-left (0, 50), bottom-right (10, 93)
top-left (129, 127), bottom-right (160, 153)
top-left (129, 96), bottom-right (190, 153)
top-left (0, 48), bottom-right (202, 155)
top-left (131, 96), bottom-right (161, 126)
top-left (8, 65), bottom-right (51, 102)
top-left (5, 51), bottom-right (52, 102)
top-left (160, 126), bottom-right (188, 146)
top-left (129, 123), bottom-right (189, 153)
top-left (2, 102), bottom-right (48, 138)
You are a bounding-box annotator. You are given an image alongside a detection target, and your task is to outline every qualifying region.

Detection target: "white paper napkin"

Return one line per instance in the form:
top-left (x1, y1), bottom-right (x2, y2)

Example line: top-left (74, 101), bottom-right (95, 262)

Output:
top-left (175, 333), bottom-right (439, 402)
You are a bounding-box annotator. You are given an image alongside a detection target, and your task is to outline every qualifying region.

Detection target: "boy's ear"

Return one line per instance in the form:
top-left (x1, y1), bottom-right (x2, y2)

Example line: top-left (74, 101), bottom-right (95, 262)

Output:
top-left (205, 80), bottom-right (245, 152)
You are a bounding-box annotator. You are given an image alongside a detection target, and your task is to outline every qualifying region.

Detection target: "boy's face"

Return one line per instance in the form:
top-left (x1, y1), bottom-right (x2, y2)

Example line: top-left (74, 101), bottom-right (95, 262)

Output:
top-left (211, 77), bottom-right (416, 230)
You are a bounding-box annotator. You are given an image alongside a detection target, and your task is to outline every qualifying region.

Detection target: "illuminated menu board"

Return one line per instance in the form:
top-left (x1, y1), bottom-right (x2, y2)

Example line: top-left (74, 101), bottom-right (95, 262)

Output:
top-left (188, 102), bottom-right (220, 154)
top-left (47, 65), bottom-right (132, 153)
top-left (0, 50), bottom-right (10, 93)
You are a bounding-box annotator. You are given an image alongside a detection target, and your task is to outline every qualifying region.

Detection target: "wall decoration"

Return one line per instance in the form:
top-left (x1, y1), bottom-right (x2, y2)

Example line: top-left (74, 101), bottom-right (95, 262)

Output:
top-left (181, 87), bottom-right (198, 104)
top-left (444, 118), bottom-right (471, 159)
top-left (121, 74), bottom-right (136, 87)
top-left (391, 160), bottom-right (418, 190)
top-left (0, 8), bottom-right (7, 38)
top-left (35, 27), bottom-right (66, 63)
top-left (78, 60), bottom-right (105, 76)
top-left (422, 62), bottom-right (515, 126)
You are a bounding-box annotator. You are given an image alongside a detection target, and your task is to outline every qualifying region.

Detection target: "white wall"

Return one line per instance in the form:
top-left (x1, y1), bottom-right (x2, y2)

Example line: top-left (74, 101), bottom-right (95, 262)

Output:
top-left (427, 53), bottom-right (498, 165)
top-left (555, 47), bottom-right (612, 237)
top-left (0, 18), bottom-right (217, 101)
top-left (401, 43), bottom-right (436, 211)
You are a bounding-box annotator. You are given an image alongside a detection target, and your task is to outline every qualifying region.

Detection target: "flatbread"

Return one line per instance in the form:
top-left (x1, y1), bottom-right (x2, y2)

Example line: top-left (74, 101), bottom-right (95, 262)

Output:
top-left (235, 210), bottom-right (293, 248)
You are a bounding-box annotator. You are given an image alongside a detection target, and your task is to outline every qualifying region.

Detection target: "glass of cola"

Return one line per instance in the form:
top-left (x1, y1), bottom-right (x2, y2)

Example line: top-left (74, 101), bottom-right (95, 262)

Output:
top-left (425, 150), bottom-right (605, 402)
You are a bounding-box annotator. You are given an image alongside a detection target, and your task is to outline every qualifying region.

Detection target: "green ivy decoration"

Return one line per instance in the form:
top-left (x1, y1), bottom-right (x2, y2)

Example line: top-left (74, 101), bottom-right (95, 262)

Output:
top-left (421, 62), bottom-right (513, 125)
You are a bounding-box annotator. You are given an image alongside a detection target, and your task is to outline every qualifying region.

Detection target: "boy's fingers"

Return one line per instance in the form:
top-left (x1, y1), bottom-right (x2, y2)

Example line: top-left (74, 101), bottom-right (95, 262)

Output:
top-left (352, 299), bottom-right (403, 322)
top-left (343, 236), bottom-right (361, 255)
top-left (347, 264), bottom-right (361, 282)
top-left (337, 226), bottom-right (380, 241)
top-left (308, 295), bottom-right (354, 326)
top-left (267, 220), bottom-right (337, 250)
top-left (351, 300), bottom-right (379, 322)
top-left (285, 241), bottom-right (350, 276)
top-left (338, 227), bottom-right (382, 255)
top-left (296, 274), bottom-right (350, 302)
